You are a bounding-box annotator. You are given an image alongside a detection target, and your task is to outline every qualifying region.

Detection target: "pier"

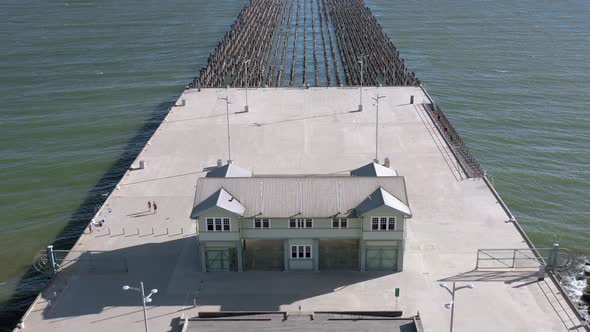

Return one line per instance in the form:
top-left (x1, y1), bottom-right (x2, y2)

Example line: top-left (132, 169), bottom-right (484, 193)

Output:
top-left (14, 87), bottom-right (588, 332)
top-left (191, 0), bottom-right (418, 88)
top-left (11, 0), bottom-right (589, 331)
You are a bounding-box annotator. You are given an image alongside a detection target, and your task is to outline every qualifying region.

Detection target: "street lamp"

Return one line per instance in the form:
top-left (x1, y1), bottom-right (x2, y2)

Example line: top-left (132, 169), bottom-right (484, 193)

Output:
top-left (219, 90), bottom-right (232, 163)
top-left (371, 94), bottom-right (386, 163)
top-left (122, 282), bottom-right (158, 332)
top-left (439, 282), bottom-right (475, 332)
top-left (357, 55), bottom-right (367, 112)
top-left (244, 59), bottom-right (251, 112)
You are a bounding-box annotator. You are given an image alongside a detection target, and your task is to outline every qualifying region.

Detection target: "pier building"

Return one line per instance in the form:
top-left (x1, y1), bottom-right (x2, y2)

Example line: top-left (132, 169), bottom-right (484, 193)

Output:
top-left (190, 164), bottom-right (412, 272)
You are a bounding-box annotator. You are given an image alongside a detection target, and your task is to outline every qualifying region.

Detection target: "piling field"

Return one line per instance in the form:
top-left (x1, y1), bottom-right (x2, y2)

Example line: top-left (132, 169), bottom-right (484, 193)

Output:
top-left (191, 0), bottom-right (420, 88)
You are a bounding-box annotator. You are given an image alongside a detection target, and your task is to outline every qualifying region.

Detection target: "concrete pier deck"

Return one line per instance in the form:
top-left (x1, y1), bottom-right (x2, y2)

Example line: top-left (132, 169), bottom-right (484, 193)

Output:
top-left (17, 87), bottom-right (586, 332)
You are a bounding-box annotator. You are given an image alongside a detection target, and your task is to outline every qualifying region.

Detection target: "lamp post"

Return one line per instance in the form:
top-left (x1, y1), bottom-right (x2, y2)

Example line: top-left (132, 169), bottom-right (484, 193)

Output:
top-left (357, 55), bottom-right (367, 111)
top-left (440, 282), bottom-right (475, 332)
top-left (244, 59), bottom-right (250, 112)
top-left (219, 89), bottom-right (232, 163)
top-left (371, 94), bottom-right (386, 162)
top-left (122, 282), bottom-right (158, 332)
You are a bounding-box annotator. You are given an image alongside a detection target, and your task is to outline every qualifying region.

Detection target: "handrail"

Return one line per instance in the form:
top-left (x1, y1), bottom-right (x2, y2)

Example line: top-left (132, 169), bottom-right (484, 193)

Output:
top-left (418, 85), bottom-right (483, 178)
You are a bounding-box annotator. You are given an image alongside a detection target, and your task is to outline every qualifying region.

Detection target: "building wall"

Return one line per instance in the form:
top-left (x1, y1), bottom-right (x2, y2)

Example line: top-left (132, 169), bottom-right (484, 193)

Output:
top-left (286, 238), bottom-right (317, 271)
top-left (240, 217), bottom-right (361, 239)
top-left (198, 207), bottom-right (240, 242)
top-left (359, 206), bottom-right (407, 272)
top-left (196, 206), bottom-right (408, 272)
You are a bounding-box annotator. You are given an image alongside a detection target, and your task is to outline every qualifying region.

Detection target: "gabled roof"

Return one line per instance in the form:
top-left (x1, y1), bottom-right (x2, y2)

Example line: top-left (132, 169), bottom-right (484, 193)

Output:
top-left (206, 163), bottom-right (252, 178)
top-left (191, 176), bottom-right (409, 219)
top-left (354, 187), bottom-right (412, 217)
top-left (350, 162), bottom-right (398, 177)
top-left (190, 188), bottom-right (245, 219)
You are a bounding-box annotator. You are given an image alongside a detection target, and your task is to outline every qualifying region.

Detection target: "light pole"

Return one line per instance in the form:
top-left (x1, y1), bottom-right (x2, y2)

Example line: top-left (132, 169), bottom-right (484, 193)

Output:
top-left (122, 282), bottom-right (158, 332)
top-left (357, 55), bottom-right (367, 111)
top-left (371, 94), bottom-right (386, 163)
top-left (440, 282), bottom-right (475, 332)
top-left (244, 59), bottom-right (250, 112)
top-left (219, 88), bottom-right (232, 163)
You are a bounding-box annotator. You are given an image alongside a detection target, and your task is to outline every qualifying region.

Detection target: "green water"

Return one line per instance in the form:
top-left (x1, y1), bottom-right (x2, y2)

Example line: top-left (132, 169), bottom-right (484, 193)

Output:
top-left (1, 0), bottom-right (589, 328)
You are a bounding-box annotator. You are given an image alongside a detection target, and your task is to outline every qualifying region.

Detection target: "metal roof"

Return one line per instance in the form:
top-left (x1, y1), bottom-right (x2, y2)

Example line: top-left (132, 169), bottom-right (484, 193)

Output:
top-left (355, 187), bottom-right (412, 217)
top-left (350, 162), bottom-right (398, 177)
top-left (191, 176), bottom-right (409, 219)
top-left (190, 188), bottom-right (246, 218)
top-left (206, 163), bottom-right (253, 178)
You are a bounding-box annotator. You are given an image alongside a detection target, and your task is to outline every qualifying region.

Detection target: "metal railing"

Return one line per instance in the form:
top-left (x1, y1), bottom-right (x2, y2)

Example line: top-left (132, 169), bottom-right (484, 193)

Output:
top-left (475, 247), bottom-right (575, 271)
top-left (33, 248), bottom-right (128, 275)
top-left (422, 103), bottom-right (484, 178)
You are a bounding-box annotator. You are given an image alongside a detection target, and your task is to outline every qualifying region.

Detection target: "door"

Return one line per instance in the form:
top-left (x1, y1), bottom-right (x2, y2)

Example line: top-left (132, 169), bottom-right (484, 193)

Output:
top-left (206, 249), bottom-right (230, 271)
top-left (365, 247), bottom-right (398, 271)
top-left (319, 240), bottom-right (359, 270)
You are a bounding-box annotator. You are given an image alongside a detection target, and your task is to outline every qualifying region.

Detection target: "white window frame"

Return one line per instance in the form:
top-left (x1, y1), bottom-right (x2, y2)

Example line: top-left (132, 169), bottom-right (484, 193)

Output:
top-left (290, 245), bottom-right (312, 259)
top-left (332, 218), bottom-right (348, 229)
top-left (371, 217), bottom-right (379, 230)
top-left (288, 218), bottom-right (313, 229)
top-left (371, 216), bottom-right (396, 231)
top-left (253, 218), bottom-right (271, 229)
top-left (205, 217), bottom-right (231, 232)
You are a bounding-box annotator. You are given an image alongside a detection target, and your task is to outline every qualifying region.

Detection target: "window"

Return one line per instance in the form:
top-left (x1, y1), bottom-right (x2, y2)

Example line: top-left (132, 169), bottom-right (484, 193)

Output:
top-left (372, 217), bottom-right (379, 230)
top-left (388, 218), bottom-right (396, 230)
top-left (254, 218), bottom-right (271, 229)
top-left (289, 218), bottom-right (313, 229)
top-left (380, 217), bottom-right (387, 230)
top-left (205, 217), bottom-right (231, 232)
top-left (371, 216), bottom-right (396, 231)
top-left (291, 245), bottom-right (312, 259)
top-left (332, 218), bottom-right (348, 229)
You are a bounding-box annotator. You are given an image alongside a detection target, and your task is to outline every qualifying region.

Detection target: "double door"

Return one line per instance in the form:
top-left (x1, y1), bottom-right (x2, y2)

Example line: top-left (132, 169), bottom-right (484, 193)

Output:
top-left (365, 247), bottom-right (398, 271)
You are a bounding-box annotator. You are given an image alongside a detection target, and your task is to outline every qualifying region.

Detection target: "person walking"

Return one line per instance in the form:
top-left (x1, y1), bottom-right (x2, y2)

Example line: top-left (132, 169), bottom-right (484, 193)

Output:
top-left (153, 201), bottom-right (158, 214)
top-left (147, 200), bottom-right (152, 212)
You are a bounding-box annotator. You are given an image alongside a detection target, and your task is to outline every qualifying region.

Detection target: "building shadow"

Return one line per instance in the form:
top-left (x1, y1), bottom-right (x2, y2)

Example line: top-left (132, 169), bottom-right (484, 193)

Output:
top-left (36, 236), bottom-right (394, 320)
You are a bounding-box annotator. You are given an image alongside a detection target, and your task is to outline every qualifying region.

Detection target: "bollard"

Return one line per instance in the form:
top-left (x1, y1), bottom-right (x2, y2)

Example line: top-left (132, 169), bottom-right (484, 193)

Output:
top-left (537, 264), bottom-right (545, 281)
top-left (549, 243), bottom-right (559, 271)
top-left (410, 95), bottom-right (414, 104)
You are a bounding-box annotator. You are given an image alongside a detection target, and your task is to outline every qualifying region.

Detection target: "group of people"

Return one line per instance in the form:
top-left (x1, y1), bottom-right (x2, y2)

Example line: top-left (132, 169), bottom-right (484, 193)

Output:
top-left (87, 200), bottom-right (159, 234)
top-left (87, 218), bottom-right (105, 233)
top-left (147, 200), bottom-right (158, 213)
